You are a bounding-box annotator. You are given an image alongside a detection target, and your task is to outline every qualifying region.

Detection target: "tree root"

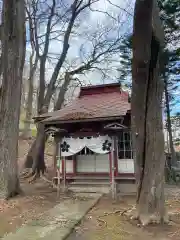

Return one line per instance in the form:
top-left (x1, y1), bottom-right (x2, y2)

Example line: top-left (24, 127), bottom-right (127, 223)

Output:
top-left (120, 207), bottom-right (135, 216)
top-left (98, 209), bottom-right (126, 218)
top-left (168, 229), bottom-right (180, 238)
top-left (20, 169), bottom-right (34, 179)
top-left (139, 213), bottom-right (169, 226)
top-left (121, 206), bottom-right (169, 226)
top-left (20, 168), bottom-right (32, 177)
top-left (20, 167), bottom-right (47, 183)
top-left (21, 168), bottom-right (59, 189)
top-left (20, 168), bottom-right (41, 184)
top-left (97, 218), bottom-right (107, 227)
top-left (40, 175), bottom-right (57, 189)
top-left (6, 187), bottom-right (23, 200)
top-left (40, 175), bottom-right (52, 184)
top-left (19, 167), bottom-right (64, 193)
top-left (20, 168), bottom-right (29, 175)
top-left (28, 172), bottom-right (39, 183)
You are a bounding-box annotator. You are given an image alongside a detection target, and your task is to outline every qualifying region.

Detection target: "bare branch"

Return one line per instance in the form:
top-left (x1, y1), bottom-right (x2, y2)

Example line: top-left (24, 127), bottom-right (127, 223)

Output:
top-left (43, 0), bottom-right (56, 57)
top-left (107, 0), bottom-right (133, 17)
top-left (68, 37), bottom-right (122, 76)
top-left (43, 0), bottom-right (98, 108)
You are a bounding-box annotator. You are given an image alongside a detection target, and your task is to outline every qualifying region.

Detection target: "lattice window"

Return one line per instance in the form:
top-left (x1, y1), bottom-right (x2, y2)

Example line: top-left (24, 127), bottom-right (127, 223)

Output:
top-left (118, 131), bottom-right (133, 159)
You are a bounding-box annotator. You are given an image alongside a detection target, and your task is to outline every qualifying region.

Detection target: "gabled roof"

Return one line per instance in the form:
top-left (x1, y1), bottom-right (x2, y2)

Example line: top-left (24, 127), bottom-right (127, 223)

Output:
top-left (41, 83), bottom-right (130, 124)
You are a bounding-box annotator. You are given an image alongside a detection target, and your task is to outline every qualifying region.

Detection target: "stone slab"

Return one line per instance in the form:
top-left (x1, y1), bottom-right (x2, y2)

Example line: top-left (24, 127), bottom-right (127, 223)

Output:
top-left (2, 193), bottom-right (102, 240)
top-left (68, 186), bottom-right (110, 194)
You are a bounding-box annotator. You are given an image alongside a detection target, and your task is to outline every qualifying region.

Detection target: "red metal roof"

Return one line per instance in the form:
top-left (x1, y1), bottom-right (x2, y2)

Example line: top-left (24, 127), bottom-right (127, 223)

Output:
top-left (43, 83), bottom-right (130, 124)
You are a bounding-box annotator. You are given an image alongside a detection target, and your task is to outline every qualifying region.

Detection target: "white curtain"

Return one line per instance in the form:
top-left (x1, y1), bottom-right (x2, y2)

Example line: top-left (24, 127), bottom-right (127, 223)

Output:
top-left (60, 135), bottom-right (112, 156)
top-left (86, 136), bottom-right (111, 154)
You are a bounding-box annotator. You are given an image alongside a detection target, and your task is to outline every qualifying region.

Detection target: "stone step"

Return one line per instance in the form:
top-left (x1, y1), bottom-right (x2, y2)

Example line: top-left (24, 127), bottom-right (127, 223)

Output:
top-left (68, 185), bottom-right (110, 194)
top-left (70, 181), bottom-right (110, 186)
top-left (72, 176), bottom-right (110, 180)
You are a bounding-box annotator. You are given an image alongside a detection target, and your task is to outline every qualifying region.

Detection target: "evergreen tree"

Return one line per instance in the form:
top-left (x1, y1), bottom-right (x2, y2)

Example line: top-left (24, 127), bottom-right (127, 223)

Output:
top-left (118, 0), bottom-right (180, 167)
top-left (118, 0), bottom-right (180, 84)
top-left (158, 0), bottom-right (180, 45)
top-left (119, 35), bottom-right (132, 86)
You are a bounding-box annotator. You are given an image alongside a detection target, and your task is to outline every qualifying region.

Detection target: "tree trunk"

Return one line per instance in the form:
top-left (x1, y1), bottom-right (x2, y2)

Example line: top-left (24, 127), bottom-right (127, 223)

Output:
top-left (132, 39), bottom-right (167, 225)
top-left (0, 0), bottom-right (26, 199)
top-left (21, 77), bottom-right (26, 111)
top-left (24, 73), bottom-right (72, 173)
top-left (23, 0), bottom-right (88, 176)
top-left (52, 73), bottom-right (72, 172)
top-left (54, 72), bottom-right (72, 110)
top-left (38, 56), bottom-right (46, 114)
top-left (24, 123), bottom-right (46, 174)
top-left (164, 75), bottom-right (176, 167)
top-left (131, 0), bottom-right (167, 225)
top-left (22, 55), bottom-right (38, 139)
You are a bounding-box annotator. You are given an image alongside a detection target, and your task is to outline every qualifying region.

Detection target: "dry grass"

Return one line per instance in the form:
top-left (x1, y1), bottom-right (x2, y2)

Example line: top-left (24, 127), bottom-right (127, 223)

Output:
top-left (68, 195), bottom-right (180, 240)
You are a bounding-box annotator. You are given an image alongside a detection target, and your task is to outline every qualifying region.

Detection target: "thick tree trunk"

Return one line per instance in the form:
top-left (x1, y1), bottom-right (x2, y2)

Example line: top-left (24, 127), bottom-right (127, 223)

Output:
top-left (51, 73), bottom-right (72, 172)
top-left (22, 55), bottom-right (38, 139)
top-left (132, 41), bottom-right (167, 225)
top-left (21, 78), bottom-right (26, 111)
top-left (24, 123), bottom-right (46, 174)
top-left (164, 75), bottom-right (176, 167)
top-left (38, 56), bottom-right (46, 114)
top-left (23, 1), bottom-right (90, 176)
top-left (0, 0), bottom-right (26, 199)
top-left (133, 59), bottom-right (167, 225)
top-left (131, 0), bottom-right (167, 225)
top-left (24, 73), bottom-right (72, 174)
top-left (54, 72), bottom-right (72, 110)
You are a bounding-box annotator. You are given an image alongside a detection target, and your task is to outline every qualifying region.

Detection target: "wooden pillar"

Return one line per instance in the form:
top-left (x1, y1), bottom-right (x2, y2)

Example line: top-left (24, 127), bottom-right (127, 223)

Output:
top-left (111, 136), bottom-right (117, 200)
top-left (73, 155), bottom-right (76, 176)
top-left (109, 151), bottom-right (112, 183)
top-left (53, 136), bottom-right (59, 176)
top-left (114, 136), bottom-right (118, 177)
top-left (63, 157), bottom-right (66, 191)
top-left (109, 136), bottom-right (118, 179)
top-left (62, 157), bottom-right (64, 178)
top-left (57, 140), bottom-right (61, 197)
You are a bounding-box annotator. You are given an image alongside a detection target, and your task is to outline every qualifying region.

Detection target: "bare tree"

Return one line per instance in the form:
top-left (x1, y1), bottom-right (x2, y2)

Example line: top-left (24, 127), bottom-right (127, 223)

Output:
top-left (131, 0), bottom-right (167, 225)
top-left (23, 0), bottom-right (130, 181)
top-left (23, 55), bottom-right (38, 138)
top-left (22, 4), bottom-right (39, 138)
top-left (23, 0), bottom-right (101, 178)
top-left (0, 0), bottom-right (26, 199)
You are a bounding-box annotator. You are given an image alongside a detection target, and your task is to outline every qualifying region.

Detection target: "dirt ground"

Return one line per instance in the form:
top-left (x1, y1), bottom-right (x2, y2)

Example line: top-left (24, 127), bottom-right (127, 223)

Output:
top-left (0, 181), bottom-right (61, 238)
top-left (67, 192), bottom-right (180, 240)
top-left (1, 139), bottom-right (180, 240)
top-left (0, 139), bottom-right (57, 238)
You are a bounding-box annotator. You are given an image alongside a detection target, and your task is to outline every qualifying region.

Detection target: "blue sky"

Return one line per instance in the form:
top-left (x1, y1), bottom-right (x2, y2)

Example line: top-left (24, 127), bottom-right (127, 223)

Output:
top-left (25, 0), bottom-right (179, 115)
top-left (25, 0), bottom-right (134, 83)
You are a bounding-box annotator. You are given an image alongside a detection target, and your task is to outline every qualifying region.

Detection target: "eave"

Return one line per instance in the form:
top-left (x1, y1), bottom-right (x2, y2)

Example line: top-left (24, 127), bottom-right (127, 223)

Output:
top-left (43, 115), bottom-right (125, 126)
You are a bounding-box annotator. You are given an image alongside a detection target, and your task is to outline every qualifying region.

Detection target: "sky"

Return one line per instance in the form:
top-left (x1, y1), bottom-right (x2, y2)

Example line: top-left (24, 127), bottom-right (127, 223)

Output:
top-left (24, 0), bottom-right (180, 115)
top-left (24, 0), bottom-right (135, 109)
top-left (25, 0), bottom-right (134, 85)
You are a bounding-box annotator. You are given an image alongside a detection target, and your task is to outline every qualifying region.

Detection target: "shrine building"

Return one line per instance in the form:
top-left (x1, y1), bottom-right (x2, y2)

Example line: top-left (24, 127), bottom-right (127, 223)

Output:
top-left (37, 83), bottom-right (135, 193)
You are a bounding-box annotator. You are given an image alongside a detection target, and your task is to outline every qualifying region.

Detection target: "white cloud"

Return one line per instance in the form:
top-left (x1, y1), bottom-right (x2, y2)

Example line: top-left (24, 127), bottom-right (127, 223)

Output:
top-left (25, 0), bottom-right (135, 87)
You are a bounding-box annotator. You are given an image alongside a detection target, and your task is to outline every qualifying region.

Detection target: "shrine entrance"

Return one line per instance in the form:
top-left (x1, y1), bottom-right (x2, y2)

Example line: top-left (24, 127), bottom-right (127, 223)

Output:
top-left (58, 135), bottom-right (112, 175)
top-left (76, 149), bottom-right (110, 173)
